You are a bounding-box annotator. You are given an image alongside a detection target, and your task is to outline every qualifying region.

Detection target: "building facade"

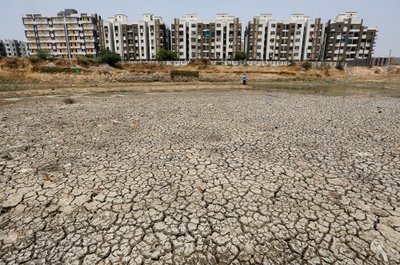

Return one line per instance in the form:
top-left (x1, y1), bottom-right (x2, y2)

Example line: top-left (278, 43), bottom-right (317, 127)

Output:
top-left (0, 41), bottom-right (5, 57)
top-left (22, 9), bottom-right (103, 58)
top-left (0, 40), bottom-right (29, 57)
top-left (103, 14), bottom-right (169, 61)
top-left (245, 14), bottom-right (325, 61)
top-left (171, 14), bottom-right (242, 60)
top-left (322, 12), bottom-right (377, 61)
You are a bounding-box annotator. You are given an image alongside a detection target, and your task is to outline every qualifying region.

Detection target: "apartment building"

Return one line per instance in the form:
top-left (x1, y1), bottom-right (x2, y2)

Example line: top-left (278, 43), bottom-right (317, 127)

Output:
top-left (22, 9), bottom-right (103, 58)
top-left (0, 40), bottom-right (29, 57)
top-left (0, 41), bottom-right (5, 57)
top-left (322, 12), bottom-right (377, 61)
top-left (171, 14), bottom-right (242, 60)
top-left (245, 14), bottom-right (324, 61)
top-left (103, 14), bottom-right (169, 60)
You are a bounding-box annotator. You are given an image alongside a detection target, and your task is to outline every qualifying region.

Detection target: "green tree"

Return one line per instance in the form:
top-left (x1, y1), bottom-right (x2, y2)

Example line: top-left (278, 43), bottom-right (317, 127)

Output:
top-left (234, 51), bottom-right (247, 61)
top-left (97, 49), bottom-right (121, 67)
top-left (156, 49), bottom-right (177, 61)
top-left (36, 50), bottom-right (50, 60)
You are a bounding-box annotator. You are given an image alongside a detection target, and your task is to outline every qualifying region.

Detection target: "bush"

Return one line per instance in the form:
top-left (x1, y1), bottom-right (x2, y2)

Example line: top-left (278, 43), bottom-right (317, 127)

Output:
top-left (36, 50), bottom-right (50, 60)
top-left (170, 70), bottom-right (199, 80)
top-left (97, 50), bottom-right (121, 67)
top-left (156, 49), bottom-right (177, 61)
top-left (302, 62), bottom-right (312, 71)
top-left (76, 56), bottom-right (90, 68)
top-left (234, 51), bottom-right (247, 61)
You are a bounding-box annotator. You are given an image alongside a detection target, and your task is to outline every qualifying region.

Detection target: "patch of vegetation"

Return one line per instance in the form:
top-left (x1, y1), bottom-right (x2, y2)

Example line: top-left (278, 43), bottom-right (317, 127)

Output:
top-left (156, 49), bottom-right (177, 61)
top-left (76, 56), bottom-right (99, 68)
top-left (302, 62), bottom-right (312, 71)
top-left (28, 57), bottom-right (42, 65)
top-left (32, 66), bottom-right (73, 73)
top-left (63, 98), bottom-right (76, 104)
top-left (234, 52), bottom-right (247, 61)
top-left (36, 50), bottom-right (51, 60)
top-left (3, 58), bottom-right (20, 69)
top-left (97, 49), bottom-right (121, 67)
top-left (188, 59), bottom-right (210, 69)
top-left (170, 70), bottom-right (199, 80)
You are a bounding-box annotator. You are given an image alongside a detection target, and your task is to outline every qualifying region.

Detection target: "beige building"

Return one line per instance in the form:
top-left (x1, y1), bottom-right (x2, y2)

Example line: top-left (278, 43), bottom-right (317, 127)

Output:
top-left (22, 9), bottom-right (103, 58)
top-left (103, 14), bottom-right (169, 60)
top-left (171, 14), bottom-right (242, 60)
top-left (322, 12), bottom-right (377, 61)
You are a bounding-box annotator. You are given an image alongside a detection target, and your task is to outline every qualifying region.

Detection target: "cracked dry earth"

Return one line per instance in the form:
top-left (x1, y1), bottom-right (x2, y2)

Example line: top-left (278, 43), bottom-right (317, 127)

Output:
top-left (1, 90), bottom-right (400, 265)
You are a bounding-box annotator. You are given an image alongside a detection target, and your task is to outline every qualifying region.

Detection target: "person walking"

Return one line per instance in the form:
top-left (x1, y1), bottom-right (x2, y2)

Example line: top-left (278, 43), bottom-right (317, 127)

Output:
top-left (242, 72), bottom-right (247, 85)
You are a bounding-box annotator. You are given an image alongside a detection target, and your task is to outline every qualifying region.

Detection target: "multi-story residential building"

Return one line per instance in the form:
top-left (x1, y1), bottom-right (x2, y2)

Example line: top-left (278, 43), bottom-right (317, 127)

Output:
top-left (171, 14), bottom-right (242, 60)
top-left (19, 41), bottom-right (29, 57)
top-left (245, 14), bottom-right (323, 61)
top-left (0, 41), bottom-right (6, 57)
top-left (302, 18), bottom-right (325, 61)
top-left (22, 9), bottom-right (103, 58)
top-left (322, 12), bottom-right (377, 61)
top-left (0, 40), bottom-right (29, 57)
top-left (103, 14), bottom-right (169, 60)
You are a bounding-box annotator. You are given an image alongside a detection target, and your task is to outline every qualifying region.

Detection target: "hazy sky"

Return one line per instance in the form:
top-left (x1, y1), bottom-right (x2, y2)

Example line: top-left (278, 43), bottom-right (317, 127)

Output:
top-left (0, 0), bottom-right (398, 57)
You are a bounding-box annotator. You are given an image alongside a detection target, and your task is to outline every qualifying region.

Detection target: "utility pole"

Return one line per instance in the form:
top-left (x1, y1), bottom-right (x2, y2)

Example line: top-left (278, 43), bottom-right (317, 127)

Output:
top-left (63, 13), bottom-right (72, 60)
top-left (387, 49), bottom-right (392, 67)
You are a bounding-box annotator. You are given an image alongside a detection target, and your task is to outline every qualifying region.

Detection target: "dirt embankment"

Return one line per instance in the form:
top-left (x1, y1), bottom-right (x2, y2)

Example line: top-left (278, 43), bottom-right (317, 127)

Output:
top-left (1, 57), bottom-right (399, 85)
top-left (1, 57), bottom-right (399, 100)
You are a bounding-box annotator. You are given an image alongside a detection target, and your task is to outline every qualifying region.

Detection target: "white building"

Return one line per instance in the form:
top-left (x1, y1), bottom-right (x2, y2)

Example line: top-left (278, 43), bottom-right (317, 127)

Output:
top-left (322, 12), bottom-right (378, 61)
top-left (245, 14), bottom-right (323, 61)
top-left (0, 40), bottom-right (29, 57)
top-left (171, 14), bottom-right (242, 60)
top-left (103, 14), bottom-right (169, 61)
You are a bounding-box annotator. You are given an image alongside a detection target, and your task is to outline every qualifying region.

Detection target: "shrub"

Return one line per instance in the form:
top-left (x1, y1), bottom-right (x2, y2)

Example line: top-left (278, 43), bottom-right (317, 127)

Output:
top-left (302, 62), bottom-right (312, 71)
top-left (234, 51), bottom-right (247, 61)
top-left (36, 50), bottom-right (50, 60)
top-left (156, 49), bottom-right (177, 61)
top-left (76, 56), bottom-right (90, 68)
top-left (97, 50), bottom-right (121, 67)
top-left (170, 70), bottom-right (199, 80)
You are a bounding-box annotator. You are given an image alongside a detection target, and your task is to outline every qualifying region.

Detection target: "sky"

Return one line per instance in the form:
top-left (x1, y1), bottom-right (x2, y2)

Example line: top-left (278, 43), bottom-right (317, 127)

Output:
top-left (0, 0), bottom-right (398, 57)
